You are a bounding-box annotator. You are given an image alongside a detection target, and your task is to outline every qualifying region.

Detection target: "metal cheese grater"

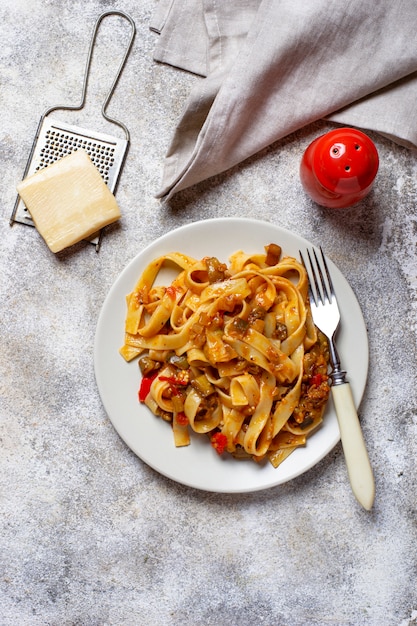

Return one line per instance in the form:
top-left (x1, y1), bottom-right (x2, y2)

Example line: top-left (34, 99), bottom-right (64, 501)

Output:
top-left (10, 10), bottom-right (136, 252)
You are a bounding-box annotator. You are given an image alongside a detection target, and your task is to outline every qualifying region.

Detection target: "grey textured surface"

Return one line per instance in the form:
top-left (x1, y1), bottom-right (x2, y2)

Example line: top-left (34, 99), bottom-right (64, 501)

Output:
top-left (1, 1), bottom-right (416, 625)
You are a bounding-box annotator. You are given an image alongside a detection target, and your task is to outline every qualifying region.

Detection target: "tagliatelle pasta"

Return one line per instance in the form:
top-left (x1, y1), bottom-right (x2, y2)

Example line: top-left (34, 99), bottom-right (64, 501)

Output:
top-left (120, 244), bottom-right (330, 468)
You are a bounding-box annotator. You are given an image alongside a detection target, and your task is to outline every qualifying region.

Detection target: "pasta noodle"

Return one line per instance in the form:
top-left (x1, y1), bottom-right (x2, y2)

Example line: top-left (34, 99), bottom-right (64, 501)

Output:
top-left (120, 244), bottom-right (330, 468)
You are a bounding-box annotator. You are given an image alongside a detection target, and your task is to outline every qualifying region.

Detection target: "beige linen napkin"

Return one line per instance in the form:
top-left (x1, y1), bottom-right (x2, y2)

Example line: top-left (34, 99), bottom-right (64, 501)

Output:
top-left (151, 0), bottom-right (417, 199)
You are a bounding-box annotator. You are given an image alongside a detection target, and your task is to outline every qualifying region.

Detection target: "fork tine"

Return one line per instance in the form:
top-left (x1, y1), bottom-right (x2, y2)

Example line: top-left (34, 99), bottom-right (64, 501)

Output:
top-left (318, 246), bottom-right (335, 300)
top-left (300, 248), bottom-right (324, 306)
top-left (308, 249), bottom-right (324, 304)
top-left (299, 250), bottom-right (314, 303)
top-left (312, 247), bottom-right (331, 303)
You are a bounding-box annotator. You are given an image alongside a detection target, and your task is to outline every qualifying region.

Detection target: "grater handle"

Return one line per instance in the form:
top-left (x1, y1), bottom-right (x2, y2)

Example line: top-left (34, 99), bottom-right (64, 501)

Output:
top-left (44, 10), bottom-right (136, 141)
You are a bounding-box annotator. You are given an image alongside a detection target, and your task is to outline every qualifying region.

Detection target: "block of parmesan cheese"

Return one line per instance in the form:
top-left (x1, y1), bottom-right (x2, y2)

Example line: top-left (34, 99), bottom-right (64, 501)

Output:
top-left (16, 149), bottom-right (121, 253)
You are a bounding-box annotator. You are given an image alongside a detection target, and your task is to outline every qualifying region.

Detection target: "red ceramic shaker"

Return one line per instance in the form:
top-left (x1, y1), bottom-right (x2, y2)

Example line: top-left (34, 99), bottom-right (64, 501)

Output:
top-left (300, 128), bottom-right (379, 208)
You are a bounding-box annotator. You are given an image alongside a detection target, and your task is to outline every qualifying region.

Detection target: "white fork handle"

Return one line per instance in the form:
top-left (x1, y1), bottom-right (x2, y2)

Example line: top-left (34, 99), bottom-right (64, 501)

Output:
top-left (331, 383), bottom-right (375, 510)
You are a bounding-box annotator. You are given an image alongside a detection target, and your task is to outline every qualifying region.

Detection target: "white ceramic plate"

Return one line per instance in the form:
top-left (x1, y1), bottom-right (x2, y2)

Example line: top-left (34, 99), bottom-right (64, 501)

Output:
top-left (94, 218), bottom-right (368, 493)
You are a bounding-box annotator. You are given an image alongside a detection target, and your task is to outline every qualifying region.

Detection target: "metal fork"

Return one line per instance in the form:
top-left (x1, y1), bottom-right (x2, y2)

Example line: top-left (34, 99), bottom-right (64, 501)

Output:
top-left (300, 247), bottom-right (375, 510)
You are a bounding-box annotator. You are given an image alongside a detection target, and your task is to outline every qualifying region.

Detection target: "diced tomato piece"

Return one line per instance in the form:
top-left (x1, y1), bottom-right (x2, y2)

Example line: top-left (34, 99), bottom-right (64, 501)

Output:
top-left (310, 373), bottom-right (324, 387)
top-left (211, 432), bottom-right (228, 455)
top-left (175, 412), bottom-right (189, 426)
top-left (166, 286), bottom-right (177, 300)
top-left (138, 372), bottom-right (158, 403)
top-left (159, 376), bottom-right (188, 386)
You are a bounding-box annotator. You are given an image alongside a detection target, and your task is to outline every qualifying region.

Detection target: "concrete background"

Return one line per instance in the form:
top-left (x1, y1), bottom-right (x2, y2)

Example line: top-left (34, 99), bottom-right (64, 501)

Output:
top-left (1, 1), bottom-right (416, 624)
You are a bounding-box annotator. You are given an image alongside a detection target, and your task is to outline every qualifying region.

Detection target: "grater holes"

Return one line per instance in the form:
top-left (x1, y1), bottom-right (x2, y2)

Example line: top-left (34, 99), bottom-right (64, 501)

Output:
top-left (35, 130), bottom-right (116, 184)
top-left (88, 144), bottom-right (115, 183)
